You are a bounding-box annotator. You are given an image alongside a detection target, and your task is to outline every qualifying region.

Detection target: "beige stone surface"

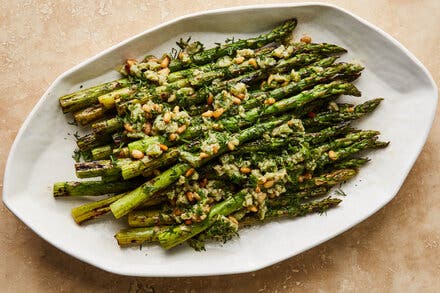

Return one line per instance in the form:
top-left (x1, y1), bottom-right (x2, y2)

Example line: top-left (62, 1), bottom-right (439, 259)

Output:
top-left (1, 0), bottom-right (439, 292)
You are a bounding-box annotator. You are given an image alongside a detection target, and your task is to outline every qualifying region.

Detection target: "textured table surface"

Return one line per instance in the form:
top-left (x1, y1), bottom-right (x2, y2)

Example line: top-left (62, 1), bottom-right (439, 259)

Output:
top-left (1, 1), bottom-right (439, 292)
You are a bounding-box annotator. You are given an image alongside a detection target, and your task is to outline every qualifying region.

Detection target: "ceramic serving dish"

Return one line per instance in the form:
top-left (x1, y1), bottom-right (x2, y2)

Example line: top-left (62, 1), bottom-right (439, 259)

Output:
top-left (3, 3), bottom-right (437, 276)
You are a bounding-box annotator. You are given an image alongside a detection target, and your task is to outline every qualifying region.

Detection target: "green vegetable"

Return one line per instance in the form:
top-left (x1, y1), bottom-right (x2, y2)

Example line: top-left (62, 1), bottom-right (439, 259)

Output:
top-left (53, 19), bottom-right (389, 251)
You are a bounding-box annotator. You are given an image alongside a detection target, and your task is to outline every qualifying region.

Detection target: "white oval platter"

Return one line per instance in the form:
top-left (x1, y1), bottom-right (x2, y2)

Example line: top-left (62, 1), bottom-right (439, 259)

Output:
top-left (3, 3), bottom-right (437, 276)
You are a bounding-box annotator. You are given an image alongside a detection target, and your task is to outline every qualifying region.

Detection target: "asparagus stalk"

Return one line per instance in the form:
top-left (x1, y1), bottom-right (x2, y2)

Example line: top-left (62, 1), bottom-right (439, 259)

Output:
top-left (165, 41), bottom-right (279, 83)
top-left (240, 62), bottom-right (364, 111)
top-left (313, 130), bottom-right (380, 155)
top-left (101, 173), bottom-right (125, 183)
top-left (73, 105), bottom-right (108, 126)
top-left (168, 18), bottom-right (298, 71)
top-left (79, 143), bottom-right (182, 180)
top-left (296, 169), bottom-right (357, 190)
top-left (328, 157), bottom-right (370, 170)
top-left (120, 148), bottom-right (180, 180)
top-left (59, 78), bottom-right (131, 113)
top-left (85, 136), bottom-right (166, 163)
top-left (110, 163), bottom-right (192, 219)
top-left (180, 53), bottom-right (314, 87)
top-left (166, 43), bottom-right (344, 84)
top-left (157, 190), bottom-right (247, 249)
top-left (267, 187), bottom-right (330, 208)
top-left (240, 197), bottom-right (342, 226)
top-left (73, 84), bottom-right (150, 125)
top-left (217, 122), bottom-right (350, 157)
top-left (314, 138), bottom-right (389, 170)
top-left (76, 133), bottom-right (112, 151)
top-left (75, 158), bottom-right (132, 178)
top-left (71, 193), bottom-right (127, 224)
top-left (53, 179), bottom-right (142, 197)
top-left (304, 122), bottom-right (353, 145)
top-left (115, 226), bottom-right (171, 246)
top-left (263, 81), bottom-right (360, 116)
top-left (91, 117), bottom-right (123, 137)
top-left (71, 193), bottom-right (164, 224)
top-left (91, 145), bottom-right (114, 160)
top-left (128, 210), bottom-right (175, 227)
top-left (97, 86), bottom-right (138, 109)
top-left (303, 98), bottom-right (383, 129)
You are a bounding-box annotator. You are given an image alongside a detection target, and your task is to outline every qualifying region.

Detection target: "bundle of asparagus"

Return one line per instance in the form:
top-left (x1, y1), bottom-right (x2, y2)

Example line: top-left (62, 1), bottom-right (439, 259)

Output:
top-left (54, 18), bottom-right (389, 251)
